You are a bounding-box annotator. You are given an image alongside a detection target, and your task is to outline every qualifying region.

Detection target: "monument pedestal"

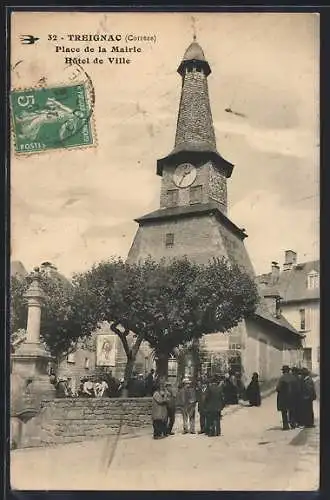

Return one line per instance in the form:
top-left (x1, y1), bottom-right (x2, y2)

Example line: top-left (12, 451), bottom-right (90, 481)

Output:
top-left (11, 342), bottom-right (56, 449)
top-left (12, 341), bottom-right (56, 401)
top-left (10, 268), bottom-right (56, 448)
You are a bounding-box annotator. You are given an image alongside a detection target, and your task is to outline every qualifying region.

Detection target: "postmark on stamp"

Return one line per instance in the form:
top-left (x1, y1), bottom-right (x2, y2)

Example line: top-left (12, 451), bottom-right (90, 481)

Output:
top-left (10, 83), bottom-right (94, 154)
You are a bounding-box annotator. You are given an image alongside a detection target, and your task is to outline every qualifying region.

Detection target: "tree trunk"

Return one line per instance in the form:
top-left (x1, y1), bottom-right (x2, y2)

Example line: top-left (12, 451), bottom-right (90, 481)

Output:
top-left (191, 339), bottom-right (201, 385)
top-left (121, 357), bottom-right (135, 398)
top-left (156, 352), bottom-right (169, 379)
top-left (120, 335), bottom-right (144, 398)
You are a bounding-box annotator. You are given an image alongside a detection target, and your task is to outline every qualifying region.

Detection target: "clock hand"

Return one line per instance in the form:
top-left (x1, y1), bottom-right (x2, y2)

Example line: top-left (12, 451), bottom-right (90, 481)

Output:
top-left (178, 171), bottom-right (190, 186)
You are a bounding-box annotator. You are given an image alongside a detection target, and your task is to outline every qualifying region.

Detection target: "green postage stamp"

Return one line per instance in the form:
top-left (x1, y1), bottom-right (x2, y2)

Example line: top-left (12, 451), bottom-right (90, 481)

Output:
top-left (10, 84), bottom-right (94, 153)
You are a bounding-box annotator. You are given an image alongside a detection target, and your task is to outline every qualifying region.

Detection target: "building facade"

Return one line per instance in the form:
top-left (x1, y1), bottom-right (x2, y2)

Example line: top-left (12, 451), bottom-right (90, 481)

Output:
top-left (257, 251), bottom-right (320, 374)
top-left (127, 39), bottom-right (303, 385)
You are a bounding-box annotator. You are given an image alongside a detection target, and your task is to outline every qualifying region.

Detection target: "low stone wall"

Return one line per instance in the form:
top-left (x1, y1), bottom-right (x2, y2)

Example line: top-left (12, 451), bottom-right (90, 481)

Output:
top-left (15, 397), bottom-right (153, 449)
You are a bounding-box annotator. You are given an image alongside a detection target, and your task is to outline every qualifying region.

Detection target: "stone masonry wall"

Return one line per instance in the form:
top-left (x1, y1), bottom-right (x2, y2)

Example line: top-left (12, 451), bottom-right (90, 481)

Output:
top-left (18, 397), bottom-right (152, 449)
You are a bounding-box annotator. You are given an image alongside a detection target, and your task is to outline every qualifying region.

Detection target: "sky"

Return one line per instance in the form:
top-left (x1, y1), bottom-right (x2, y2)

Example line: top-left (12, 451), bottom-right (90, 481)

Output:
top-left (11, 12), bottom-right (319, 277)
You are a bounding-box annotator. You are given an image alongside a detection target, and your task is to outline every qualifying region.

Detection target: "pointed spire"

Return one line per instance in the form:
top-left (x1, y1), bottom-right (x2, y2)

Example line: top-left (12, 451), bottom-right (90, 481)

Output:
top-left (178, 40), bottom-right (210, 76)
top-left (157, 41), bottom-right (234, 180)
top-left (175, 41), bottom-right (216, 152)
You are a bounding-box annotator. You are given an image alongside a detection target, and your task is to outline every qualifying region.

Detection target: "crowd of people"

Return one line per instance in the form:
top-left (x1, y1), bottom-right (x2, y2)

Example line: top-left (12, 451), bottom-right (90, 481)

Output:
top-left (52, 373), bottom-right (121, 398)
top-left (151, 365), bottom-right (317, 440)
top-left (151, 372), bottom-right (247, 440)
top-left (51, 369), bottom-right (158, 399)
top-left (51, 363), bottom-right (317, 438)
top-left (276, 365), bottom-right (317, 430)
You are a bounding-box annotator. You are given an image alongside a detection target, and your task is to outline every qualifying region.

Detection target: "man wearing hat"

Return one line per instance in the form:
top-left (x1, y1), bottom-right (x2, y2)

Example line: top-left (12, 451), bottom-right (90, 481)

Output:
top-left (276, 365), bottom-right (295, 430)
top-left (204, 375), bottom-right (225, 437)
top-left (165, 381), bottom-right (176, 435)
top-left (176, 378), bottom-right (197, 434)
top-left (300, 367), bottom-right (317, 428)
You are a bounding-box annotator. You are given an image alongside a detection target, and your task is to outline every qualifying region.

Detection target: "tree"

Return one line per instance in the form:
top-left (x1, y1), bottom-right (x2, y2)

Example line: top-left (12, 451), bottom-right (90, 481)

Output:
top-left (71, 256), bottom-right (259, 393)
top-left (10, 271), bottom-right (81, 359)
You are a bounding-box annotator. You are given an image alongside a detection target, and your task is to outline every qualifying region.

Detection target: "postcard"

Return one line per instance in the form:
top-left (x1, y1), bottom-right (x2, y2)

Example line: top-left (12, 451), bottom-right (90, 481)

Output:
top-left (9, 11), bottom-right (319, 491)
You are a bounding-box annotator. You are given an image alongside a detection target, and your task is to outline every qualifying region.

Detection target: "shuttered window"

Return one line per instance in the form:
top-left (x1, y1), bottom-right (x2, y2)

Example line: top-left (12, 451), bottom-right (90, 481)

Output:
top-left (190, 185), bottom-right (203, 204)
top-left (165, 233), bottom-right (174, 247)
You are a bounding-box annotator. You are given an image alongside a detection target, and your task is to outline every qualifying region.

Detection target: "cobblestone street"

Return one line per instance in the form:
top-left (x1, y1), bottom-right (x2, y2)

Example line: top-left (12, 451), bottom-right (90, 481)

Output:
top-left (11, 393), bottom-right (319, 491)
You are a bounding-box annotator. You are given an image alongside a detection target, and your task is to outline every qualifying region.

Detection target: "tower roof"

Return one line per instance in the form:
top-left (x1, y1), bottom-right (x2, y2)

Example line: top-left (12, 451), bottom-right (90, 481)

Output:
top-left (157, 40), bottom-right (233, 179)
top-left (182, 41), bottom-right (206, 62)
top-left (177, 39), bottom-right (211, 77)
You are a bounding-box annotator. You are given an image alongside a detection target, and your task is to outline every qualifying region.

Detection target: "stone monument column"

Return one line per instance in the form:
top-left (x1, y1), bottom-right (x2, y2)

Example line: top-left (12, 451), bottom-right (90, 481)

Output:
top-left (25, 278), bottom-right (43, 344)
top-left (11, 267), bottom-right (56, 448)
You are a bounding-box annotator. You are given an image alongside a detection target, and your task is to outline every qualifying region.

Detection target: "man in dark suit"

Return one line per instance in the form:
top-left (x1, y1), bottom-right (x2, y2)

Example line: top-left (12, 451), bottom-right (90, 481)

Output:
top-left (300, 368), bottom-right (317, 428)
top-left (165, 382), bottom-right (176, 435)
top-left (276, 365), bottom-right (295, 430)
top-left (204, 375), bottom-right (225, 437)
top-left (196, 375), bottom-right (209, 434)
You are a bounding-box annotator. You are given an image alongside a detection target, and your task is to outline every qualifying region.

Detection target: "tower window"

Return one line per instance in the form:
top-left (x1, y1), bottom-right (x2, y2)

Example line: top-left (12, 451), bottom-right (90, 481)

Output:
top-left (307, 271), bottom-right (319, 289)
top-left (275, 297), bottom-right (282, 318)
top-left (299, 308), bottom-right (306, 331)
top-left (165, 233), bottom-right (174, 248)
top-left (190, 185), bottom-right (203, 204)
top-left (167, 189), bottom-right (179, 207)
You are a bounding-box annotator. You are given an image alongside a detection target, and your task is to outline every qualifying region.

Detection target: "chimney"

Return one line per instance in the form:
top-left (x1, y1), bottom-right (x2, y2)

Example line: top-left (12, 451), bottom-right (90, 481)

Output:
top-left (283, 250), bottom-right (297, 271)
top-left (263, 292), bottom-right (282, 318)
top-left (270, 261), bottom-right (280, 285)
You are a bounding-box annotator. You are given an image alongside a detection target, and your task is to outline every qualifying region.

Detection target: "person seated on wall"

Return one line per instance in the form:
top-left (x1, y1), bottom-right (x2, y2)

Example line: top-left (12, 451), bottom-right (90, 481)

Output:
top-left (93, 380), bottom-right (102, 397)
top-left (66, 378), bottom-right (75, 397)
top-left (49, 368), bottom-right (57, 386)
top-left (94, 379), bottom-right (109, 398)
top-left (77, 379), bottom-right (85, 397)
top-left (105, 371), bottom-right (121, 397)
top-left (100, 379), bottom-right (109, 397)
top-left (56, 377), bottom-right (69, 398)
top-left (81, 377), bottom-right (94, 398)
top-left (117, 378), bottom-right (124, 396)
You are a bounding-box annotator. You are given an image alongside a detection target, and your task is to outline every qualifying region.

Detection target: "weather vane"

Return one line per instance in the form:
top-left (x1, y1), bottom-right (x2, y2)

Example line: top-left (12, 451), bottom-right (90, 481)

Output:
top-left (191, 16), bottom-right (197, 41)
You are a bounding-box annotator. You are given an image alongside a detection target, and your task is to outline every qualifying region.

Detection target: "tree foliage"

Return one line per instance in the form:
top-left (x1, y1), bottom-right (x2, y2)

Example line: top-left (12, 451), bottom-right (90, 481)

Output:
top-left (71, 256), bottom-right (259, 375)
top-left (10, 272), bottom-right (79, 358)
top-left (11, 257), bottom-right (260, 386)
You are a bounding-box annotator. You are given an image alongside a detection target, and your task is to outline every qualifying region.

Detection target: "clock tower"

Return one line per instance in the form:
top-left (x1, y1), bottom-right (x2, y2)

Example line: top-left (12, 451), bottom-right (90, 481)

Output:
top-left (127, 39), bottom-right (254, 277)
top-left (157, 40), bottom-right (233, 215)
top-left (126, 39), bottom-right (302, 385)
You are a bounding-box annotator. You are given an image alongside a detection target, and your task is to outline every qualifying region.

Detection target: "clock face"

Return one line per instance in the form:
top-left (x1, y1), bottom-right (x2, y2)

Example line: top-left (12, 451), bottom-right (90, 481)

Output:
top-left (173, 163), bottom-right (197, 188)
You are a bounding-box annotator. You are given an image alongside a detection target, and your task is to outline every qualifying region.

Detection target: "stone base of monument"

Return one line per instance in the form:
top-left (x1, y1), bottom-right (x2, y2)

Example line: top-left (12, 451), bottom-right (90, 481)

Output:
top-left (11, 341), bottom-right (56, 449)
top-left (12, 341), bottom-right (56, 398)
